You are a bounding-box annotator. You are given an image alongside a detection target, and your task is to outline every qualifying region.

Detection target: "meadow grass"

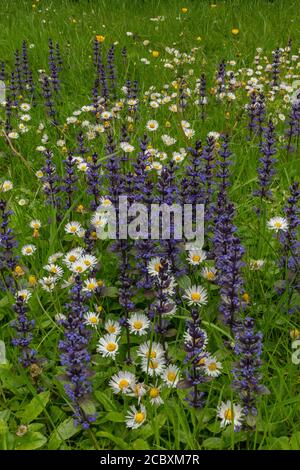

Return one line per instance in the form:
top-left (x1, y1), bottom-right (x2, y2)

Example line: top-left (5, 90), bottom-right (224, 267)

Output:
top-left (1, 0), bottom-right (300, 451)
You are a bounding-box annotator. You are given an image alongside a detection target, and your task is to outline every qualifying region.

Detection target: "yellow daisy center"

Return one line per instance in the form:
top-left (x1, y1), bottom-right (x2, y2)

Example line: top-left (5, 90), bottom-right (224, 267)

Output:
top-left (25, 248), bottom-right (32, 254)
top-left (207, 271), bottom-right (215, 280)
top-left (75, 266), bottom-right (83, 272)
top-left (69, 255), bottom-right (76, 262)
top-left (191, 292), bottom-right (201, 301)
top-left (149, 387), bottom-right (159, 399)
top-left (154, 262), bottom-right (161, 272)
top-left (167, 371), bottom-right (176, 382)
top-left (89, 316), bottom-right (98, 324)
top-left (192, 255), bottom-right (200, 262)
top-left (87, 283), bottom-right (96, 290)
top-left (224, 409), bottom-right (233, 421)
top-left (119, 379), bottom-right (129, 389)
top-left (134, 412), bottom-right (145, 424)
top-left (198, 357), bottom-right (206, 366)
top-left (146, 351), bottom-right (157, 359)
top-left (69, 226), bottom-right (77, 233)
top-left (274, 221), bottom-right (282, 228)
top-left (149, 360), bottom-right (159, 369)
top-left (133, 320), bottom-right (143, 330)
top-left (107, 325), bottom-right (116, 333)
top-left (106, 342), bottom-right (117, 352)
top-left (208, 362), bottom-right (217, 371)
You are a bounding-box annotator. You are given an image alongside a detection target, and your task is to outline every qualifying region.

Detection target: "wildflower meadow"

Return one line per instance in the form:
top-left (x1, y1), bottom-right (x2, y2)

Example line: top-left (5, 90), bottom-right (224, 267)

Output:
top-left (1, 0), bottom-right (300, 453)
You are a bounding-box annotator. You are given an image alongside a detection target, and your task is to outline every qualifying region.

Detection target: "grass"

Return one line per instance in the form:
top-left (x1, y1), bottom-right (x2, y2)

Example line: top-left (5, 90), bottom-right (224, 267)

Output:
top-left (1, 0), bottom-right (300, 451)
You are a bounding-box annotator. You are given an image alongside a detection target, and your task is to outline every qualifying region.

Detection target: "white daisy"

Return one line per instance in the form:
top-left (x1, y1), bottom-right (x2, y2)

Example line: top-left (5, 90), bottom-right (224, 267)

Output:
top-left (148, 385), bottom-right (164, 406)
top-left (267, 216), bottom-right (289, 233)
top-left (105, 319), bottom-right (121, 336)
top-left (120, 142), bottom-right (135, 153)
top-left (69, 260), bottom-right (88, 274)
top-left (16, 289), bottom-right (31, 302)
top-left (20, 103), bottom-right (31, 112)
top-left (128, 382), bottom-right (147, 401)
top-left (83, 278), bottom-right (98, 293)
top-left (44, 264), bottom-right (64, 278)
top-left (217, 400), bottom-right (244, 430)
top-left (161, 134), bottom-right (177, 146)
top-left (204, 356), bottom-right (223, 377)
top-left (201, 266), bottom-right (217, 281)
top-left (183, 285), bottom-right (208, 306)
top-left (65, 221), bottom-right (83, 235)
top-left (147, 257), bottom-right (163, 277)
top-left (21, 244), bottom-right (36, 256)
top-left (0, 180), bottom-right (13, 192)
top-left (97, 334), bottom-right (119, 358)
top-left (141, 356), bottom-right (166, 377)
top-left (29, 219), bottom-right (41, 230)
top-left (81, 254), bottom-right (97, 269)
top-left (83, 311), bottom-right (100, 328)
top-left (146, 120), bottom-right (159, 131)
top-left (128, 313), bottom-right (150, 336)
top-left (109, 371), bottom-right (136, 394)
top-left (187, 249), bottom-right (207, 265)
top-left (161, 364), bottom-right (180, 388)
top-left (137, 341), bottom-right (165, 360)
top-left (48, 252), bottom-right (64, 264)
top-left (63, 248), bottom-right (84, 267)
top-left (125, 405), bottom-right (147, 429)
top-left (39, 276), bottom-right (57, 292)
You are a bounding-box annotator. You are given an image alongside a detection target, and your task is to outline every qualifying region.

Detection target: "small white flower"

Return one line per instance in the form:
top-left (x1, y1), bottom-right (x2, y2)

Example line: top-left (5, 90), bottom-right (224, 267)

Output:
top-left (20, 103), bottom-right (31, 112)
top-left (204, 357), bottom-right (223, 377)
top-left (146, 119), bottom-right (159, 131)
top-left (105, 319), bottom-right (121, 336)
top-left (69, 260), bottom-right (88, 274)
top-left (120, 142), bottom-right (135, 153)
top-left (109, 371), bottom-right (136, 394)
top-left (20, 114), bottom-right (31, 122)
top-left (148, 386), bottom-right (164, 405)
top-left (16, 289), bottom-right (31, 302)
top-left (65, 221), bottom-right (83, 235)
top-left (0, 180), bottom-right (13, 192)
top-left (81, 254), bottom-right (97, 269)
top-left (147, 257), bottom-right (163, 277)
top-left (137, 341), bottom-right (165, 360)
top-left (63, 248), bottom-right (84, 267)
top-left (83, 278), bottom-right (98, 292)
top-left (217, 400), bottom-right (244, 430)
top-left (141, 356), bottom-right (166, 377)
top-left (187, 249), bottom-right (207, 266)
top-left (161, 134), bottom-right (177, 146)
top-left (125, 405), bottom-right (147, 429)
top-left (249, 259), bottom-right (265, 271)
top-left (48, 252), bottom-right (64, 264)
top-left (161, 364), bottom-right (180, 388)
top-left (29, 219), bottom-right (41, 230)
top-left (44, 264), bottom-right (64, 278)
top-left (83, 311), bottom-right (100, 328)
top-left (267, 216), bottom-right (289, 233)
top-left (183, 285), bottom-right (208, 306)
top-left (39, 276), bottom-right (57, 292)
top-left (97, 334), bottom-right (119, 358)
top-left (21, 244), bottom-right (36, 256)
top-left (128, 313), bottom-right (150, 336)
top-left (8, 131), bottom-right (19, 139)
top-left (201, 266), bottom-right (217, 281)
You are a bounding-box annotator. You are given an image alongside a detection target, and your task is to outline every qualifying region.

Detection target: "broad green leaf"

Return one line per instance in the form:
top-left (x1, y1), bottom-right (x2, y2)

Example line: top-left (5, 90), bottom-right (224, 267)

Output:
top-left (105, 411), bottom-right (124, 423)
top-left (96, 431), bottom-right (128, 450)
top-left (14, 431), bottom-right (47, 450)
top-left (94, 391), bottom-right (117, 411)
top-left (0, 341), bottom-right (7, 364)
top-left (22, 391), bottom-right (50, 424)
top-left (202, 437), bottom-right (223, 450)
top-left (132, 438), bottom-right (150, 450)
top-left (290, 432), bottom-right (300, 450)
top-left (48, 418), bottom-right (79, 450)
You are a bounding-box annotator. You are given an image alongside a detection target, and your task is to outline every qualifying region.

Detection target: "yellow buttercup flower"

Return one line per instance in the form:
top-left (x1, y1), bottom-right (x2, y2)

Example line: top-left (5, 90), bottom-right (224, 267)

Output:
top-left (181, 7), bottom-right (188, 13)
top-left (152, 50), bottom-right (160, 58)
top-left (231, 28), bottom-right (239, 36)
top-left (96, 35), bottom-right (105, 43)
top-left (28, 275), bottom-right (37, 287)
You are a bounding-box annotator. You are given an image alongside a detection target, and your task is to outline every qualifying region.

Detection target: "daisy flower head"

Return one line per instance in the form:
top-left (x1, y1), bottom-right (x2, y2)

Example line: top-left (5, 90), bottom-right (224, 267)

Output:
top-left (201, 266), bottom-right (217, 281)
top-left (217, 400), bottom-right (244, 430)
top-left (81, 254), bottom-right (98, 270)
top-left (69, 259), bottom-right (88, 275)
top-left (128, 313), bottom-right (150, 336)
top-left (109, 371), bottom-right (136, 394)
top-left (16, 289), bottom-right (31, 302)
top-left (147, 257), bottom-right (163, 277)
top-left (44, 264), bottom-right (64, 278)
top-left (0, 180), bottom-right (13, 192)
top-left (146, 120), bottom-right (159, 131)
top-left (141, 356), bottom-right (166, 377)
top-left (105, 319), bottom-right (121, 336)
top-left (83, 311), bottom-right (100, 328)
top-left (187, 249), bottom-right (207, 265)
top-left (267, 216), bottom-right (289, 233)
top-left (128, 382), bottom-right (147, 401)
top-left (125, 405), bottom-right (147, 429)
top-left (120, 142), bottom-right (135, 153)
top-left (39, 276), bottom-right (57, 292)
top-left (183, 285), bottom-right (208, 306)
top-left (48, 252), bottom-right (64, 264)
top-left (162, 364), bottom-right (180, 388)
top-left (21, 244), bottom-right (36, 256)
top-left (83, 277), bottom-right (98, 293)
top-left (137, 341), bottom-right (165, 360)
top-left (161, 134), bottom-right (177, 146)
top-left (64, 221), bottom-right (84, 236)
top-left (63, 247), bottom-right (84, 267)
top-left (97, 334), bottom-right (119, 358)
top-left (204, 356), bottom-right (223, 377)
top-left (148, 385), bottom-right (164, 406)
top-left (29, 220), bottom-right (41, 230)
